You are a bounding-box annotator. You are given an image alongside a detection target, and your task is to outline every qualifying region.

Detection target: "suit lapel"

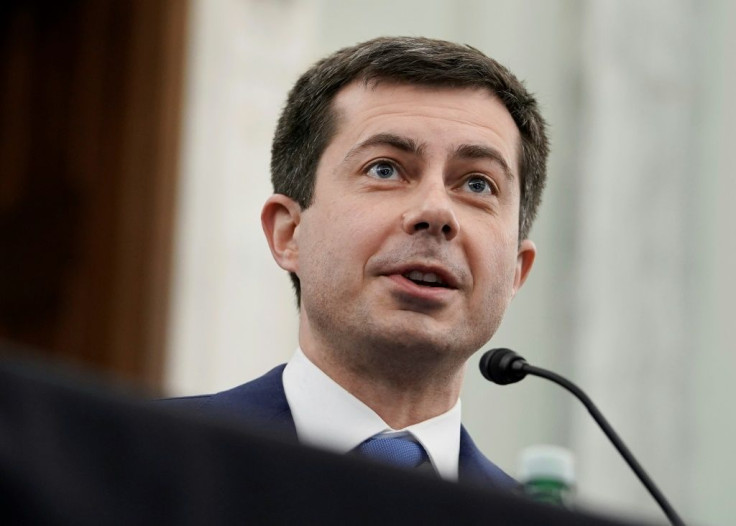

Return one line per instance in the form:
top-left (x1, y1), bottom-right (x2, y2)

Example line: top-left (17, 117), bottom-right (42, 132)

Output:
top-left (206, 364), bottom-right (297, 440)
top-left (201, 365), bottom-right (516, 491)
top-left (458, 426), bottom-right (518, 490)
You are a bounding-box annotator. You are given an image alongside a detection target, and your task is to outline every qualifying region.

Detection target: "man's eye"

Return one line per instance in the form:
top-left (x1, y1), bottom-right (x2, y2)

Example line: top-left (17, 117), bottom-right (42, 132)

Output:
top-left (465, 176), bottom-right (494, 194)
top-left (366, 161), bottom-right (398, 180)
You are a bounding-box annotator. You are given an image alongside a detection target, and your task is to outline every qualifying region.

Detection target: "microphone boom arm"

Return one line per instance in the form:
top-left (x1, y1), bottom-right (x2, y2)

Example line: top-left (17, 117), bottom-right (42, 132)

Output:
top-left (518, 361), bottom-right (685, 526)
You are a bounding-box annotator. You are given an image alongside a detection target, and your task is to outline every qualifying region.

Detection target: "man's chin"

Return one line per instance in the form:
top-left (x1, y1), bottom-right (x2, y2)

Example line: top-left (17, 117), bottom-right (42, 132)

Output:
top-left (359, 324), bottom-right (472, 363)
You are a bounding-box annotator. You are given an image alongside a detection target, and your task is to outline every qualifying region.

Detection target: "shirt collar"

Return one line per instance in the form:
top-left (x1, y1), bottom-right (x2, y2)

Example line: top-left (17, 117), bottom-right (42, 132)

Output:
top-left (282, 348), bottom-right (461, 480)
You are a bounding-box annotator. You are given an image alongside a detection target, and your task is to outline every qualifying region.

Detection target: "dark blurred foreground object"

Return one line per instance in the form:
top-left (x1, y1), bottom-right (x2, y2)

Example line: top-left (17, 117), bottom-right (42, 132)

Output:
top-left (0, 351), bottom-right (651, 526)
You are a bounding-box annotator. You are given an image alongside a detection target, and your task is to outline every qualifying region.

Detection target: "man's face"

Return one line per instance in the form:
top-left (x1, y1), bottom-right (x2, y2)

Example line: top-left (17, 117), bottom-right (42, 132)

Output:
top-left (268, 81), bottom-right (534, 373)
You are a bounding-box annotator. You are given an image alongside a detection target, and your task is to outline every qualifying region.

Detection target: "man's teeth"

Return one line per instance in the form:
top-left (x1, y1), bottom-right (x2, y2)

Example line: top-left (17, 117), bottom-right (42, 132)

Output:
top-left (404, 270), bottom-right (445, 285)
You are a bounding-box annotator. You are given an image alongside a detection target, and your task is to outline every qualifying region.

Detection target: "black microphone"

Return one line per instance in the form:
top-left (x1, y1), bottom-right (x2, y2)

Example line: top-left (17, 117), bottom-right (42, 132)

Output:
top-left (479, 348), bottom-right (685, 526)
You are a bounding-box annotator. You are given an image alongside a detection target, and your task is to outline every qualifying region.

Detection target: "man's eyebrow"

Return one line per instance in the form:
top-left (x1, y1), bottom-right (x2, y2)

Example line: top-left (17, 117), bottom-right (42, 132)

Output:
top-left (453, 144), bottom-right (514, 181)
top-left (343, 133), bottom-right (425, 163)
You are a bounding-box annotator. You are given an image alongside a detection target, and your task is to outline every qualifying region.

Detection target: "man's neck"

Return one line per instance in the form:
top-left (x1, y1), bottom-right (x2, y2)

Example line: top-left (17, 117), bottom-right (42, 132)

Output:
top-left (299, 339), bottom-right (466, 430)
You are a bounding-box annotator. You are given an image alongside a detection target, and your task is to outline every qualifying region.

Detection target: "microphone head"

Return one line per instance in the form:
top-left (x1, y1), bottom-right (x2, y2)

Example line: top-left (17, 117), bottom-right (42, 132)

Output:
top-left (479, 348), bottom-right (528, 385)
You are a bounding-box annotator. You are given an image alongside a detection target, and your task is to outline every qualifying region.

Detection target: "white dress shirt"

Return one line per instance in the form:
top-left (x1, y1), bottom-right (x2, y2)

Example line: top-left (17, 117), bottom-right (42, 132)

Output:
top-left (282, 348), bottom-right (461, 480)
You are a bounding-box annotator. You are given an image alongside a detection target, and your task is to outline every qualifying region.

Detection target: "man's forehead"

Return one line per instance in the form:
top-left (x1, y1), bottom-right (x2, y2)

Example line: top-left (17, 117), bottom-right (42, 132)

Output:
top-left (327, 80), bottom-right (521, 174)
top-left (331, 78), bottom-right (503, 113)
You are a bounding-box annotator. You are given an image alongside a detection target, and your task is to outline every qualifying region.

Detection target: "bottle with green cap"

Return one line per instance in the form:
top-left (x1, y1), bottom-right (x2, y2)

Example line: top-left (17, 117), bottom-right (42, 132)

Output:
top-left (518, 444), bottom-right (576, 508)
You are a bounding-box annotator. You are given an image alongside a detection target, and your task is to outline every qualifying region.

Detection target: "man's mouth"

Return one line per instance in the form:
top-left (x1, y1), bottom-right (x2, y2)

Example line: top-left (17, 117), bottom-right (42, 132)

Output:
top-left (402, 270), bottom-right (449, 288)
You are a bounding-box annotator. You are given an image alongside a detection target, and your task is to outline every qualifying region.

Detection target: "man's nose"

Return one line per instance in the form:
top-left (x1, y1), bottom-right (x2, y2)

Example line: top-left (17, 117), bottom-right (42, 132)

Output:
top-left (401, 181), bottom-right (459, 241)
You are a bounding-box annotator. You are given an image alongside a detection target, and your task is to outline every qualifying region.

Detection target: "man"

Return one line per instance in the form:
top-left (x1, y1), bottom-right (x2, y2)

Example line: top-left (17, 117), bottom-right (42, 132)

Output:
top-left (170, 36), bottom-right (548, 489)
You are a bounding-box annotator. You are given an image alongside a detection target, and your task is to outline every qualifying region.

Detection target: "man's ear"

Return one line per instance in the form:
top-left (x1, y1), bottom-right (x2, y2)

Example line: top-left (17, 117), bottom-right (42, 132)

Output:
top-left (512, 239), bottom-right (536, 296)
top-left (261, 194), bottom-right (302, 273)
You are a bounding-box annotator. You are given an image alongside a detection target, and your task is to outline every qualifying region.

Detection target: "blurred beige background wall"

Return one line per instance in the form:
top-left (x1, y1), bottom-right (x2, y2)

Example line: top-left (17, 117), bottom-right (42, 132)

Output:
top-left (165, 1), bottom-right (736, 524)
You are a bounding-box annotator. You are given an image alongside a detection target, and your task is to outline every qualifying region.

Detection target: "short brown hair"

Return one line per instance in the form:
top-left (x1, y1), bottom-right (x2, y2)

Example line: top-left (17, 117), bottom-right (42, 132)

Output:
top-left (271, 36), bottom-right (549, 304)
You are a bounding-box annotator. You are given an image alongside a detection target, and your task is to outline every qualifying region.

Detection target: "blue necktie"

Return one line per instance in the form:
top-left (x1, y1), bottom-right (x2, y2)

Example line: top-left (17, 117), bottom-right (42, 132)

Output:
top-left (354, 435), bottom-right (429, 469)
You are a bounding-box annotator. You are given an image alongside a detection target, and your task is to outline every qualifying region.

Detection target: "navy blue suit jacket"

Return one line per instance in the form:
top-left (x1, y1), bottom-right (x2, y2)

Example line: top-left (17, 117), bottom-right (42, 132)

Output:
top-left (167, 364), bottom-right (517, 491)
